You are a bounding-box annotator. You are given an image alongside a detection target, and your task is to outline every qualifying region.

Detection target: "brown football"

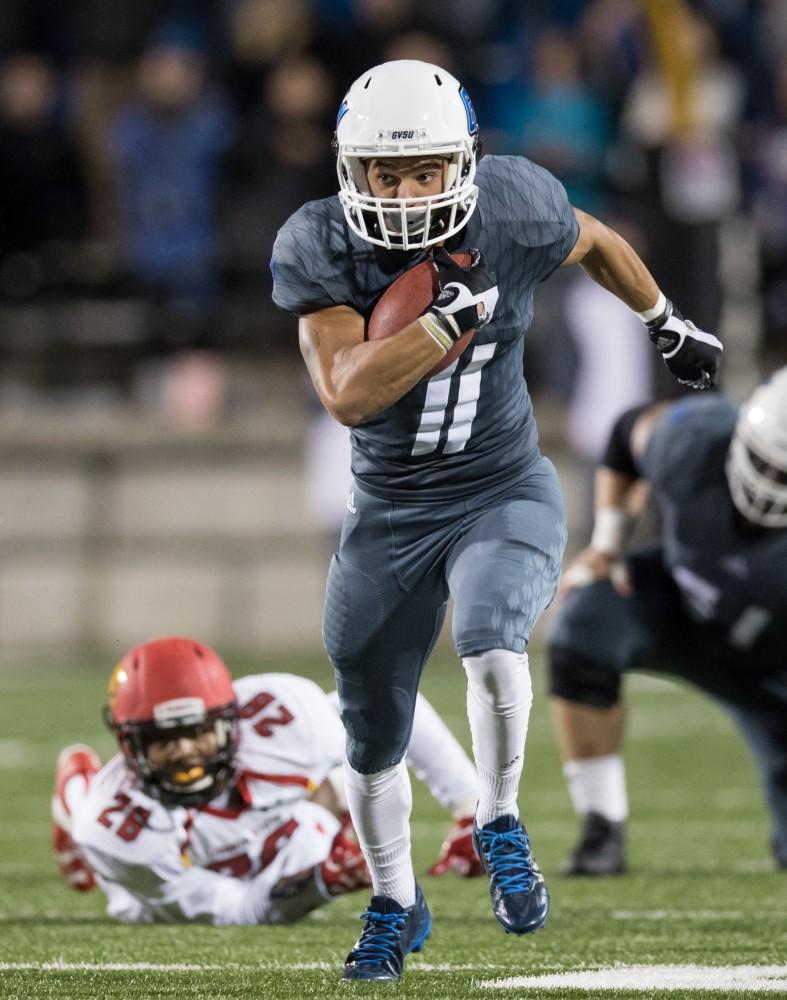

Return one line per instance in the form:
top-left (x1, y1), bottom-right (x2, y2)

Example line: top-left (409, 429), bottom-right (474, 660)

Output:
top-left (366, 252), bottom-right (474, 380)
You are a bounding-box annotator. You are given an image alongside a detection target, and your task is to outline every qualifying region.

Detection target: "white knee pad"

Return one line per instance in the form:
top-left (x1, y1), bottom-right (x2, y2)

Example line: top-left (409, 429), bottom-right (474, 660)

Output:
top-left (463, 648), bottom-right (532, 719)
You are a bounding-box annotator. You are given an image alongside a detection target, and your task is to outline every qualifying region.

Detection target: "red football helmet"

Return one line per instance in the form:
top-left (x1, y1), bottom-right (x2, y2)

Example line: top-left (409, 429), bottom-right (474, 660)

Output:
top-left (104, 637), bottom-right (239, 807)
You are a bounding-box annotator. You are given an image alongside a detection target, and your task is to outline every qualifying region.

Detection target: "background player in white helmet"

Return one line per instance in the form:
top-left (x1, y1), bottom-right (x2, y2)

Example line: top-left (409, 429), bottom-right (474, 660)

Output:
top-left (51, 637), bottom-right (481, 925)
top-left (271, 59), bottom-right (722, 981)
top-left (549, 368), bottom-right (787, 877)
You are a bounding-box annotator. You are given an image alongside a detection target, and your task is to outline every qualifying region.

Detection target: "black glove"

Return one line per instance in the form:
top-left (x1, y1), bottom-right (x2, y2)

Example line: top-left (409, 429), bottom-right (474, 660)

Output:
top-left (419, 247), bottom-right (499, 351)
top-left (646, 299), bottom-right (722, 390)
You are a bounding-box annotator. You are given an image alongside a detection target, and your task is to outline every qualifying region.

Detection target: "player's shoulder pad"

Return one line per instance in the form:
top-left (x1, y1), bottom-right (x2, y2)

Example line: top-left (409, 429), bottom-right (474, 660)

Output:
top-left (643, 394), bottom-right (736, 493)
top-left (233, 672), bottom-right (328, 708)
top-left (270, 197), bottom-right (346, 314)
top-left (476, 155), bottom-right (577, 241)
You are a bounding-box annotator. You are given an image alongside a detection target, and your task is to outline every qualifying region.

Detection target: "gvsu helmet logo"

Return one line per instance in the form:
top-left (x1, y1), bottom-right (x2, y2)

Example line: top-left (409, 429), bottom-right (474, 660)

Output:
top-left (390, 130), bottom-right (416, 140)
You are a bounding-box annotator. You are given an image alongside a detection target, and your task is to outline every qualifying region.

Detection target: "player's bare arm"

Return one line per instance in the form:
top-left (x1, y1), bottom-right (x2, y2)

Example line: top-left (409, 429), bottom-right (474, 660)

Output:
top-left (561, 208), bottom-right (660, 312)
top-left (298, 156), bottom-right (458, 425)
top-left (298, 305), bottom-right (446, 426)
top-left (562, 209), bottom-right (722, 390)
top-left (560, 402), bottom-right (667, 598)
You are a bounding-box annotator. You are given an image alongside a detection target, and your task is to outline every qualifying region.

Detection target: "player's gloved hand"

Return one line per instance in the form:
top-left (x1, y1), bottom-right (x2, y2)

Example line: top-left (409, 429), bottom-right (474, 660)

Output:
top-left (52, 744), bottom-right (100, 892)
top-left (52, 823), bottom-right (97, 892)
top-left (645, 299), bottom-right (722, 390)
top-left (420, 247), bottom-right (499, 351)
top-left (427, 816), bottom-right (483, 878)
top-left (319, 815), bottom-right (372, 896)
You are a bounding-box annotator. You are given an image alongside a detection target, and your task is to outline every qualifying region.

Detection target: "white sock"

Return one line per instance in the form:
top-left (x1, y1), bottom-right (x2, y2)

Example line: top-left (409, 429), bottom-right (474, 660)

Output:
top-left (342, 757), bottom-right (416, 907)
top-left (563, 754), bottom-right (628, 823)
top-left (463, 649), bottom-right (532, 828)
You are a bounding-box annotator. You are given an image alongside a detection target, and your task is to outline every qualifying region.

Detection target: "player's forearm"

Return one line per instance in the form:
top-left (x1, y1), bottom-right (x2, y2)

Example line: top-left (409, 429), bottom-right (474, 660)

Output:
top-left (578, 221), bottom-right (660, 313)
top-left (326, 322), bottom-right (445, 425)
top-left (595, 467), bottom-right (642, 515)
top-left (83, 844), bottom-right (281, 926)
top-left (590, 468), bottom-right (649, 558)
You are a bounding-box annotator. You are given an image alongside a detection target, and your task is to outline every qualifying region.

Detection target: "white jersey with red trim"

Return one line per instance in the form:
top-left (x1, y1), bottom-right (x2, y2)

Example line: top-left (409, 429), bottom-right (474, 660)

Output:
top-left (70, 671), bottom-right (479, 924)
top-left (72, 674), bottom-right (342, 925)
top-left (231, 672), bottom-right (344, 809)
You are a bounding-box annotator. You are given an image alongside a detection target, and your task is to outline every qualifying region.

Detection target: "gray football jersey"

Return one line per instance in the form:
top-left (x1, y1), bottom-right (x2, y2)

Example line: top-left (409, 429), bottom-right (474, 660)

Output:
top-left (271, 155), bottom-right (579, 501)
top-left (642, 395), bottom-right (787, 653)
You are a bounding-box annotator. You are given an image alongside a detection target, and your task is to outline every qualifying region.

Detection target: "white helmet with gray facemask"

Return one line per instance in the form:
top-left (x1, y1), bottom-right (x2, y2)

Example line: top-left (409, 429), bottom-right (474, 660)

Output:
top-left (727, 367), bottom-right (787, 528)
top-left (334, 60), bottom-right (480, 251)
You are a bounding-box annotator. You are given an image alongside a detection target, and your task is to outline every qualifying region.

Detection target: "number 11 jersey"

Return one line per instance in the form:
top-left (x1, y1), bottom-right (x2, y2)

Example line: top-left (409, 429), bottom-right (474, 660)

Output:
top-left (271, 154), bottom-right (579, 502)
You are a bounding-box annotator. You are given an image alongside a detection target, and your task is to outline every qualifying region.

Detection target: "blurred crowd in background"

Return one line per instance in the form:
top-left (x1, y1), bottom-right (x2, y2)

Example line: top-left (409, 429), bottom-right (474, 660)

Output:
top-left (0, 0), bottom-right (785, 419)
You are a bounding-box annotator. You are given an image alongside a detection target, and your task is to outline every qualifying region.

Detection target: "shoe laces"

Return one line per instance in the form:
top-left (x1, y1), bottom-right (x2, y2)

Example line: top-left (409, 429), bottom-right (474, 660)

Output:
top-left (351, 909), bottom-right (408, 965)
top-left (478, 826), bottom-right (535, 894)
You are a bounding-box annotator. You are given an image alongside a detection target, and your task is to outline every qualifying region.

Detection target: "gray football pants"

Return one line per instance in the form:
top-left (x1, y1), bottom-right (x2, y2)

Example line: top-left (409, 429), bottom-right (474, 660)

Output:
top-left (323, 457), bottom-right (566, 774)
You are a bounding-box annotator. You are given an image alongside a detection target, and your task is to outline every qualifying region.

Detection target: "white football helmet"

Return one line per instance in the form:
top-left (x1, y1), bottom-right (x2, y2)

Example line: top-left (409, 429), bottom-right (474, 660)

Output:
top-left (726, 367), bottom-right (787, 528)
top-left (334, 60), bottom-right (480, 251)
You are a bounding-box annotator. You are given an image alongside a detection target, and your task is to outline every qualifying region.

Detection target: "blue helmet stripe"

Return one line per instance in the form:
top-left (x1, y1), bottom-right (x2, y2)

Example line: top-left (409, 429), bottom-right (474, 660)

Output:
top-left (459, 85), bottom-right (478, 135)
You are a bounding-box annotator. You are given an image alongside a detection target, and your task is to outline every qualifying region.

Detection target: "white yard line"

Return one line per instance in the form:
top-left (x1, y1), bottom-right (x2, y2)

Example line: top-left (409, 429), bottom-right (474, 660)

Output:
top-left (6, 960), bottom-right (787, 990)
top-left (0, 911), bottom-right (106, 922)
top-left (0, 960), bottom-right (507, 974)
top-left (2, 907), bottom-right (782, 925)
top-left (0, 862), bottom-right (45, 874)
top-left (0, 739), bottom-right (37, 768)
top-left (479, 965), bottom-right (787, 992)
top-left (611, 910), bottom-right (747, 920)
top-left (0, 962), bottom-right (236, 973)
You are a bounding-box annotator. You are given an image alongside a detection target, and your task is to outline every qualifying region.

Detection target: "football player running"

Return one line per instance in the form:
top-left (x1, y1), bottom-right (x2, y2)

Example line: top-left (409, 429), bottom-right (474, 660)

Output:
top-left (270, 60), bottom-right (722, 981)
top-left (549, 369), bottom-right (787, 876)
top-left (51, 637), bottom-right (482, 924)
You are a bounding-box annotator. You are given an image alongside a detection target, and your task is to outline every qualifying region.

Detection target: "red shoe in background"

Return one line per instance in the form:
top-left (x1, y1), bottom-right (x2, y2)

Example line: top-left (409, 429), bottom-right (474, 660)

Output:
top-left (427, 816), bottom-right (483, 878)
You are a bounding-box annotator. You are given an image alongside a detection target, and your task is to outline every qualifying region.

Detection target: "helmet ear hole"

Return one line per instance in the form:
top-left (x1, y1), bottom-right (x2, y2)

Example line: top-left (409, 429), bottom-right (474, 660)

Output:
top-left (102, 703), bottom-right (116, 733)
top-left (473, 135), bottom-right (483, 164)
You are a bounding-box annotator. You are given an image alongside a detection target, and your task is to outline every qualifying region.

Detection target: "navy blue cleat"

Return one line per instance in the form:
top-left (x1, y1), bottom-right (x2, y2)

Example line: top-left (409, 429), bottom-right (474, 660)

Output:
top-left (473, 815), bottom-right (549, 935)
top-left (340, 882), bottom-right (432, 982)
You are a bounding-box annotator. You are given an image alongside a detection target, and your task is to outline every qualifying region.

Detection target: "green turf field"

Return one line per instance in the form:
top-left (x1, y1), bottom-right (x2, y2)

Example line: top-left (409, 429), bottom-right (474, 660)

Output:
top-left (1, 651), bottom-right (785, 999)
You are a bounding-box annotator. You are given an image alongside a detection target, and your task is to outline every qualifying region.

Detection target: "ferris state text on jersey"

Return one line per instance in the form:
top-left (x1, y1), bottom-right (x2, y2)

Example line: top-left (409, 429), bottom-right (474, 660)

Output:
top-left (271, 155), bottom-right (579, 503)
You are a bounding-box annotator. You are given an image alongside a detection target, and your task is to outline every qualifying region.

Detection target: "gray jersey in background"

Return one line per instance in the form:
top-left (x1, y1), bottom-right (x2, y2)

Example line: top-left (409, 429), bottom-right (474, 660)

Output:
top-left (641, 394), bottom-right (787, 658)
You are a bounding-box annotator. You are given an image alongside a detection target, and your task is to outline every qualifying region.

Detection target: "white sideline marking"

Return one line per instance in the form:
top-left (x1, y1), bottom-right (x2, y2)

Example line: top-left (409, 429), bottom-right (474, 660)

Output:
top-left (0, 739), bottom-right (35, 768)
top-left (612, 910), bottom-right (745, 920)
top-left (0, 960), bottom-right (507, 974)
top-left (0, 962), bottom-right (236, 973)
top-left (480, 964), bottom-right (787, 992)
top-left (0, 911), bottom-right (105, 922)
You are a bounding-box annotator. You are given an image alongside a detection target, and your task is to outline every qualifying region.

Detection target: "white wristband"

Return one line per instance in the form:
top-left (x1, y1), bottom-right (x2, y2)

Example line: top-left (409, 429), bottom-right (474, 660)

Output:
top-left (561, 563), bottom-right (596, 588)
top-left (590, 507), bottom-right (634, 557)
top-left (636, 291), bottom-right (667, 325)
top-left (418, 313), bottom-right (452, 352)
